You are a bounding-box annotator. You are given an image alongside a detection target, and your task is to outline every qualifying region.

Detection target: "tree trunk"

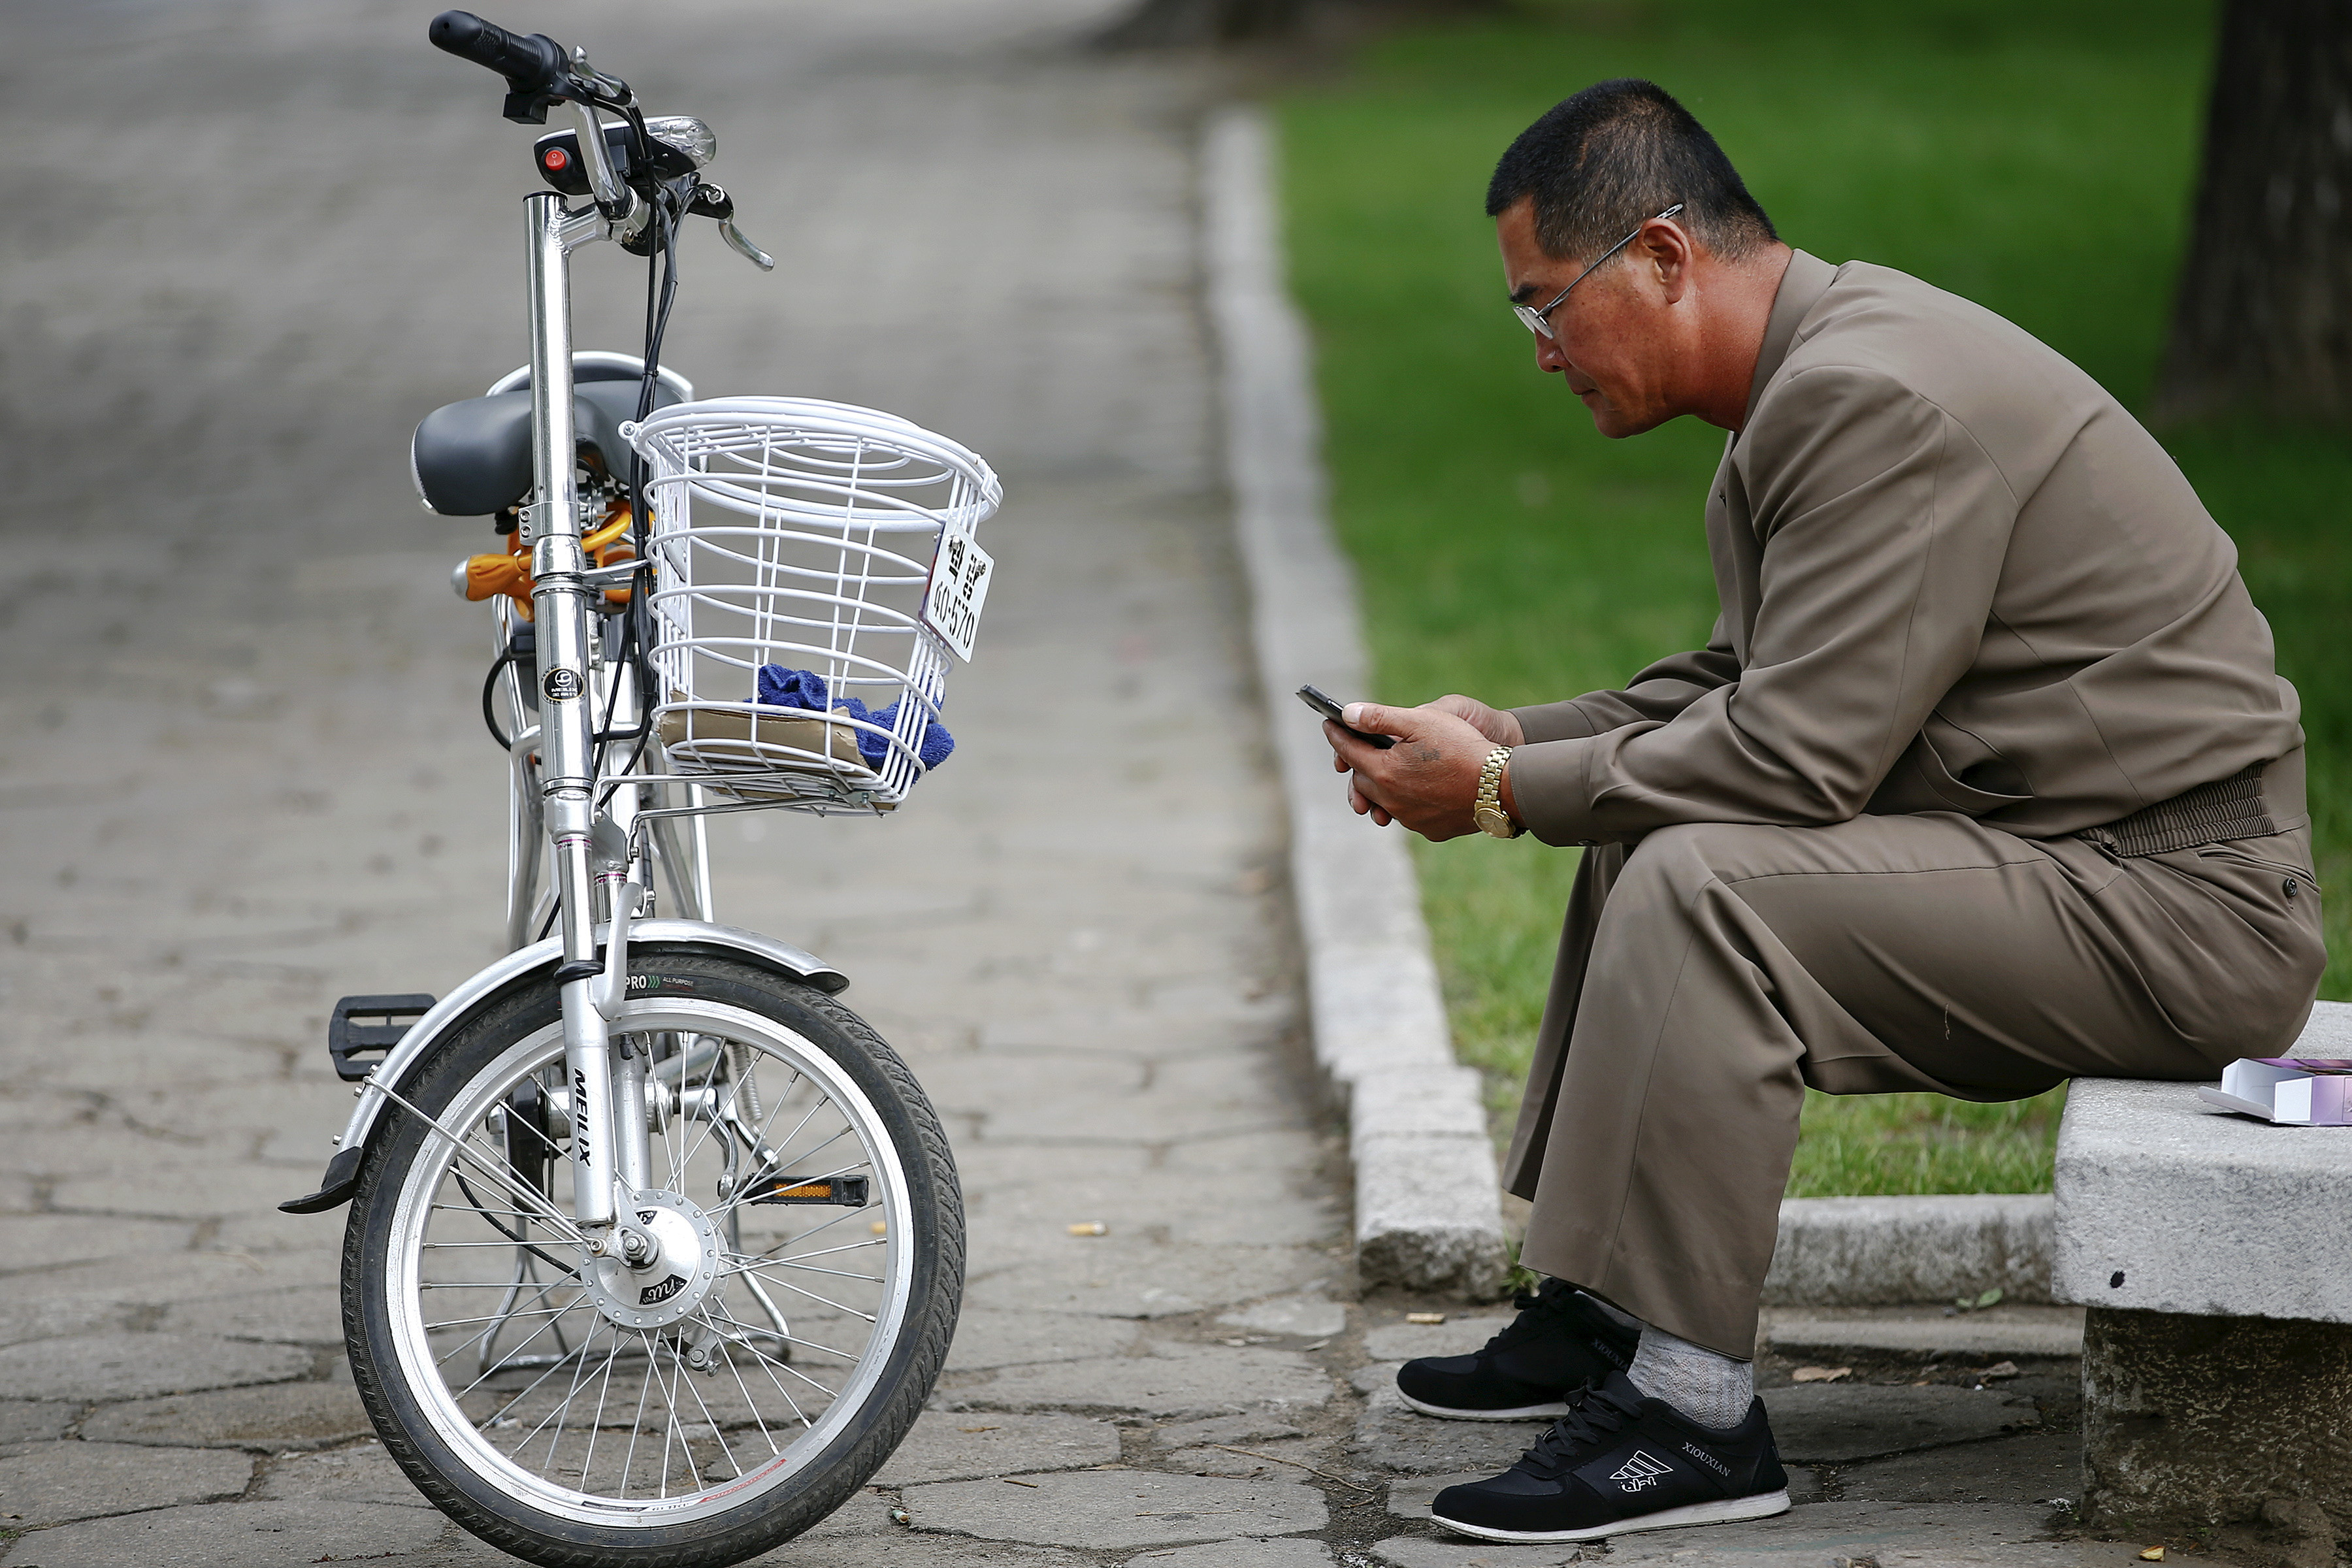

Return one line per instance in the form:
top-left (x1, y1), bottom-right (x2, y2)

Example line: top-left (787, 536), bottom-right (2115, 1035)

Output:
top-left (1096, 0), bottom-right (1310, 46)
top-left (1095, 0), bottom-right (1494, 48)
top-left (2158, 0), bottom-right (2352, 423)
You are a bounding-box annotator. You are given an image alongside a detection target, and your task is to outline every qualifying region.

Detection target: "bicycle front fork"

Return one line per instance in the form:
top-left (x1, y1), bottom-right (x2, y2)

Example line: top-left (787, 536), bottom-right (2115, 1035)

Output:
top-left (549, 772), bottom-right (657, 1252)
top-left (559, 973), bottom-right (655, 1249)
top-left (542, 698), bottom-right (657, 1247)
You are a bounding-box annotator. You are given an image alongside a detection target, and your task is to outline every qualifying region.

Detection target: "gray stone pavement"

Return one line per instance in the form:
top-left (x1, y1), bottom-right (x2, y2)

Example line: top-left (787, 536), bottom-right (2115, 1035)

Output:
top-left (0, 3), bottom-right (2234, 1564)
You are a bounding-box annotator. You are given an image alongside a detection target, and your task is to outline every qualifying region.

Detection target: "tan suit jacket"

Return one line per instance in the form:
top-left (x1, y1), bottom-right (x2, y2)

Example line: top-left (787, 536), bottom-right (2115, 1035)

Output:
top-left (1506, 250), bottom-right (2304, 844)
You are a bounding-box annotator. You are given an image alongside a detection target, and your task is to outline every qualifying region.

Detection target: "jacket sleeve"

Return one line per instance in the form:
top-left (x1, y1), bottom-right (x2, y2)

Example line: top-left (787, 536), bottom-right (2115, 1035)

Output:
top-left (1510, 623), bottom-right (1742, 743)
top-left (1507, 365), bottom-right (2017, 846)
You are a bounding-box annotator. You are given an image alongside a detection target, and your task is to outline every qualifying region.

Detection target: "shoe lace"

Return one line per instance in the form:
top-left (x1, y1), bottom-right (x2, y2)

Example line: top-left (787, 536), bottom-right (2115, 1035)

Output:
top-left (1484, 1278), bottom-right (1584, 1354)
top-left (1513, 1382), bottom-right (1644, 1480)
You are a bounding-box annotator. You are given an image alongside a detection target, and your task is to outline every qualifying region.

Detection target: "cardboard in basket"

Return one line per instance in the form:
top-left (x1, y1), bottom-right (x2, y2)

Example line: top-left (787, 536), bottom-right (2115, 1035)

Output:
top-left (2197, 1056), bottom-right (2352, 1125)
top-left (654, 699), bottom-right (865, 767)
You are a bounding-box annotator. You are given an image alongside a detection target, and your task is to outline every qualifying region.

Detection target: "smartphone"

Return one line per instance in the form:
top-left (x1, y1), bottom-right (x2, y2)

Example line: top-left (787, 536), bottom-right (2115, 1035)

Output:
top-left (1296, 683), bottom-right (1395, 749)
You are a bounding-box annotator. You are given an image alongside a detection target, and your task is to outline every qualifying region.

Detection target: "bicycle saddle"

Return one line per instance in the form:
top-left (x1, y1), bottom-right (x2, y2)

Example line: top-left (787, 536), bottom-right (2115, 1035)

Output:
top-left (411, 370), bottom-right (679, 516)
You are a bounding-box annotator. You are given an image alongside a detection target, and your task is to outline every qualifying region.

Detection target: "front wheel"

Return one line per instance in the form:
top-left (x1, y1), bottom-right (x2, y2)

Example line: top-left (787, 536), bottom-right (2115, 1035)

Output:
top-left (341, 953), bottom-right (962, 1567)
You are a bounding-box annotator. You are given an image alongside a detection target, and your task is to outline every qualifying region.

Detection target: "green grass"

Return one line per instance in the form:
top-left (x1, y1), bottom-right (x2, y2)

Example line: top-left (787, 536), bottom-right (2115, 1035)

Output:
top-left (1278, 0), bottom-right (2352, 1196)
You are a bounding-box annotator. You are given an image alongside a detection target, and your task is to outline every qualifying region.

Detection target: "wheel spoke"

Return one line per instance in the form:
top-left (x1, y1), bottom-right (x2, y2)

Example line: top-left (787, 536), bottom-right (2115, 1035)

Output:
top-left (617, 1333), bottom-right (659, 1501)
top-left (465, 1308), bottom-right (604, 1415)
top-left (514, 1313), bottom-right (607, 1461)
top-left (374, 1074), bottom-right (585, 1245)
top-left (704, 1299), bottom-right (820, 1422)
top-left (708, 1329), bottom-right (785, 1460)
top-left (545, 1315), bottom-right (611, 1471)
top-left (666, 1331), bottom-right (738, 1485)
top-left (725, 1250), bottom-right (881, 1285)
top-left (430, 1213), bottom-right (543, 1232)
top-left (423, 1280), bottom-right (577, 1291)
top-left (734, 1260), bottom-right (796, 1339)
top-left (719, 1259), bottom-right (879, 1323)
top-left (754, 1080), bottom-right (827, 1167)
top-left (434, 1298), bottom-right (575, 1369)
top-left (754, 1235), bottom-right (885, 1267)
top-left (749, 1203), bottom-right (872, 1256)
top-left (671, 1043), bottom-right (737, 1184)
top-left (428, 1304), bottom-right (577, 1333)
top-left (580, 1328), bottom-right (625, 1487)
top-left (651, 1335), bottom-right (687, 1497)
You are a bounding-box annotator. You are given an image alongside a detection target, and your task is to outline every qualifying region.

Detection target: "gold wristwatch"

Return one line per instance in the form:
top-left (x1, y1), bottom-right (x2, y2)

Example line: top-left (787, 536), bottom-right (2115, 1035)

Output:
top-left (1475, 745), bottom-right (1521, 839)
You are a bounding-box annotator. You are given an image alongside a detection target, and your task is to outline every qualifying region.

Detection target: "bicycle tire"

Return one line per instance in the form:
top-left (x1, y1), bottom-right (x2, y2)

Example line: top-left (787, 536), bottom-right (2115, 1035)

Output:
top-left (341, 951), bottom-right (962, 1567)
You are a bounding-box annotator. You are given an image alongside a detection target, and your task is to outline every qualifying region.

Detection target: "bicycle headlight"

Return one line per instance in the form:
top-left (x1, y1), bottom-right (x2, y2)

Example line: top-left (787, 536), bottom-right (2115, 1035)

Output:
top-left (644, 116), bottom-right (716, 171)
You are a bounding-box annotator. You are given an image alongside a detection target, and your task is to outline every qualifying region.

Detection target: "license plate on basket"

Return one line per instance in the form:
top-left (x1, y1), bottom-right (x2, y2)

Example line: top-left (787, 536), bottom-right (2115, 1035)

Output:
top-left (921, 517), bottom-right (994, 662)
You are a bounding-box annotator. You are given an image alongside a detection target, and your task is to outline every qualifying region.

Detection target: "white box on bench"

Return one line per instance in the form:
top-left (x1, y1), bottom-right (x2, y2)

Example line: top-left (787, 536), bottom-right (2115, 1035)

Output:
top-left (2198, 1057), bottom-right (2352, 1125)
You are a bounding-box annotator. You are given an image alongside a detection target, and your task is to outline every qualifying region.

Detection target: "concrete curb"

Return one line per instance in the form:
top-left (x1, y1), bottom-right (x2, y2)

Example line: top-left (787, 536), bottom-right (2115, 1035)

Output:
top-left (1768, 1195), bottom-right (2053, 1307)
top-left (1203, 105), bottom-right (1509, 1296)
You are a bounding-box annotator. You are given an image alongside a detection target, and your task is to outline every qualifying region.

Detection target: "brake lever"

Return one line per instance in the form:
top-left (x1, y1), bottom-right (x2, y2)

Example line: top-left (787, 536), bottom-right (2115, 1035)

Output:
top-left (687, 182), bottom-right (775, 272)
top-left (720, 220), bottom-right (776, 272)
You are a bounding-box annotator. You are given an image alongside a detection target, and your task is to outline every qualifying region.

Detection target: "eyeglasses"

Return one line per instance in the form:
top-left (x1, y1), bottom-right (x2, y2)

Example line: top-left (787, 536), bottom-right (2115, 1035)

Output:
top-left (1512, 203), bottom-right (1684, 340)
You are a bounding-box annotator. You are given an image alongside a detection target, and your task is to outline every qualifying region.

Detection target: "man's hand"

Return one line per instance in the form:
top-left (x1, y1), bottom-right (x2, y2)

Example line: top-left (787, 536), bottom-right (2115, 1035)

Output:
top-left (1427, 694), bottom-right (1526, 747)
top-left (1324, 700), bottom-right (1512, 840)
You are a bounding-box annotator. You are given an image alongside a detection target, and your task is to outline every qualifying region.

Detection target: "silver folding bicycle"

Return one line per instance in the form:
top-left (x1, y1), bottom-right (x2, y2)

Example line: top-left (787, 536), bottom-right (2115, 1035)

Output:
top-left (280, 14), bottom-right (997, 1565)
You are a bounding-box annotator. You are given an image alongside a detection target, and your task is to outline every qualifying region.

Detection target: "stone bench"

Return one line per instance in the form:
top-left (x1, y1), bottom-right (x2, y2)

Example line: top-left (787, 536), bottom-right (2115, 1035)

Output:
top-left (2052, 1000), bottom-right (2352, 1552)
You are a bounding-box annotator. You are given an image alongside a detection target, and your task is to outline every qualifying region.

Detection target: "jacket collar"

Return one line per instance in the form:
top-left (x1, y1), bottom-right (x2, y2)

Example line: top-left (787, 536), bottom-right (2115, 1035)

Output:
top-left (1741, 249), bottom-right (1838, 429)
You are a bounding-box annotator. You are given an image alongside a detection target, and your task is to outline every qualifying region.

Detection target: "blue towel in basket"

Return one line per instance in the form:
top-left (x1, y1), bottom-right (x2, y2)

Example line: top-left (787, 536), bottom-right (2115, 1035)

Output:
top-left (755, 666), bottom-right (955, 771)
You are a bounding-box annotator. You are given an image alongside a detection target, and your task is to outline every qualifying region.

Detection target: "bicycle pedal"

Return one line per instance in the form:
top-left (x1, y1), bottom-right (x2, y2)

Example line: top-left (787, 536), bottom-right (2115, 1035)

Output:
top-left (742, 1174), bottom-right (870, 1207)
top-left (329, 994), bottom-right (436, 1082)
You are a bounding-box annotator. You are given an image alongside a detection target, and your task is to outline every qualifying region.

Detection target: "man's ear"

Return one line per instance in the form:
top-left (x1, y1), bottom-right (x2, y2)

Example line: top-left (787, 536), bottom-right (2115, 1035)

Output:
top-left (1639, 217), bottom-right (1696, 304)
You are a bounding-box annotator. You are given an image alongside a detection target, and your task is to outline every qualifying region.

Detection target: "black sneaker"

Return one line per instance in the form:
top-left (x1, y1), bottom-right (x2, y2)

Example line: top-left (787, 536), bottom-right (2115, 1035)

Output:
top-left (1429, 1372), bottom-right (1790, 1544)
top-left (1394, 1278), bottom-right (1638, 1420)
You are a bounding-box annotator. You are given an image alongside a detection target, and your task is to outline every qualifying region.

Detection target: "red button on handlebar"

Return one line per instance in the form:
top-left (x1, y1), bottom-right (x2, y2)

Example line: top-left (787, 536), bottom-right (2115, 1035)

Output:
top-left (544, 147), bottom-right (570, 171)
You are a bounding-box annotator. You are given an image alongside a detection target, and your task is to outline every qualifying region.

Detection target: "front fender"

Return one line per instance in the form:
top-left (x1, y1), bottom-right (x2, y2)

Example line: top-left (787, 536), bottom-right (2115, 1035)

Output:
top-left (278, 920), bottom-right (847, 1214)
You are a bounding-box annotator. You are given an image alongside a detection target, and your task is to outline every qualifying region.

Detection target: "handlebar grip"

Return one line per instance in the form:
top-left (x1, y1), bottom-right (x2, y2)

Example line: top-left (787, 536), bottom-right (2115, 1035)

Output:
top-left (429, 10), bottom-right (564, 91)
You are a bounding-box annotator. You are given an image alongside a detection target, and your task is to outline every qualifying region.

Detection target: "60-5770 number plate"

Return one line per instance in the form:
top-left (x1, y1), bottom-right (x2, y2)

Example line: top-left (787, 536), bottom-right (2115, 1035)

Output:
top-left (920, 515), bottom-right (994, 662)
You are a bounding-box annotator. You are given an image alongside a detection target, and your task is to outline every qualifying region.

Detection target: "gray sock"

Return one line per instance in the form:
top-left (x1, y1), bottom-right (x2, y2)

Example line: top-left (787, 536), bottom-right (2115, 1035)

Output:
top-left (1626, 1324), bottom-right (1754, 1430)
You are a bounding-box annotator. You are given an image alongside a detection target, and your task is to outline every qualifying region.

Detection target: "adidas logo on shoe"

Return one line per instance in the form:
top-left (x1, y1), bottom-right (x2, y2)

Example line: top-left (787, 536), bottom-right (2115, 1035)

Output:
top-left (1607, 1450), bottom-right (1673, 1492)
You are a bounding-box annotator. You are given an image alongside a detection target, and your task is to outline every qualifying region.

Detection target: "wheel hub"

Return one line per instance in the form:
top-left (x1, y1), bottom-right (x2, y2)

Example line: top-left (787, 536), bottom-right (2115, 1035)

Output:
top-left (582, 1188), bottom-right (723, 1330)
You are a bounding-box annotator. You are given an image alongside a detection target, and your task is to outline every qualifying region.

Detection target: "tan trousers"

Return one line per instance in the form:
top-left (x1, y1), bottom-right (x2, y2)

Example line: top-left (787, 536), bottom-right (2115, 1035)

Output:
top-left (1505, 811), bottom-right (2326, 1358)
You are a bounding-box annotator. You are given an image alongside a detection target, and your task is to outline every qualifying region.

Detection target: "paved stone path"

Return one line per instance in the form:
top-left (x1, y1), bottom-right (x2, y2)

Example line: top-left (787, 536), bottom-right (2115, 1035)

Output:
top-left (0, 3), bottom-right (2225, 1563)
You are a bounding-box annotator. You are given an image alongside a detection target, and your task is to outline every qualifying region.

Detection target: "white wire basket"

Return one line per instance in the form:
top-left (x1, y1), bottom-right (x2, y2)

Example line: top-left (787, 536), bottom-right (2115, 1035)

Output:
top-left (626, 397), bottom-right (1002, 814)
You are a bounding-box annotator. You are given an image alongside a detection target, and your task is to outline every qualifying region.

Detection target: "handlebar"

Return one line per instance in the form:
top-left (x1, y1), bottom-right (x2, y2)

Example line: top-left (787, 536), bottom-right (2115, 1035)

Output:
top-left (431, 10), bottom-right (630, 130)
top-left (430, 10), bottom-right (772, 269)
top-left (429, 11), bottom-right (564, 93)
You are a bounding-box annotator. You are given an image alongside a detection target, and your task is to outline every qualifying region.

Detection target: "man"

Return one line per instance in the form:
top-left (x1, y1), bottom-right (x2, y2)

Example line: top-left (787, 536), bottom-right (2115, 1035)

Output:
top-left (1325, 79), bottom-right (2325, 1546)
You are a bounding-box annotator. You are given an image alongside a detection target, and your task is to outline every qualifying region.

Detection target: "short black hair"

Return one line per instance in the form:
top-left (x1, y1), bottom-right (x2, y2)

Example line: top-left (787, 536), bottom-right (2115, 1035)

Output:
top-left (1486, 80), bottom-right (1776, 264)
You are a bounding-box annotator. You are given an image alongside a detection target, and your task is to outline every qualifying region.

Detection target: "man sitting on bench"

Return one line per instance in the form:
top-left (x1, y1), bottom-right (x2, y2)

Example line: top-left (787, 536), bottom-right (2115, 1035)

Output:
top-left (1322, 77), bottom-right (2325, 1548)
